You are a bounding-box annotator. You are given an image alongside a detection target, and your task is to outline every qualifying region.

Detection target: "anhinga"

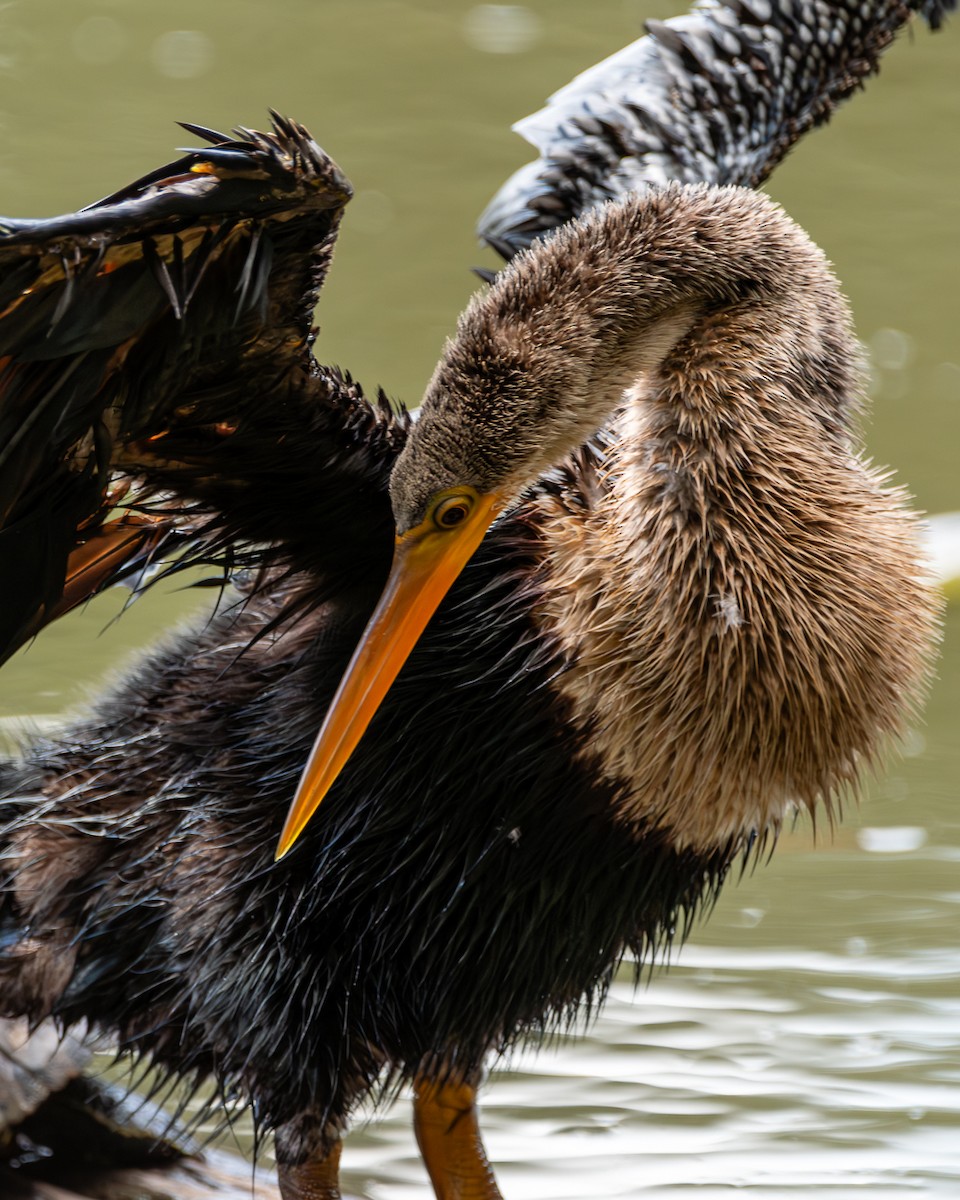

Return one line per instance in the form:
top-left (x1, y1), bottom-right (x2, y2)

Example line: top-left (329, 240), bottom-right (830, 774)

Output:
top-left (0, 3), bottom-right (951, 1198)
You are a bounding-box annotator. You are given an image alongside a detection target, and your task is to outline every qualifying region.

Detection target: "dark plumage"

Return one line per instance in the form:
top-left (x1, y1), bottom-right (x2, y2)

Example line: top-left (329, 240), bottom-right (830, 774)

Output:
top-left (0, 4), bottom-right (951, 1199)
top-left (0, 115), bottom-right (365, 663)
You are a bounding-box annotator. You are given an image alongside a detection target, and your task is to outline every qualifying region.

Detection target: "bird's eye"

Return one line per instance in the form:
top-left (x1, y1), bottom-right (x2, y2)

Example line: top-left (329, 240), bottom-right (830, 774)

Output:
top-left (432, 493), bottom-right (474, 530)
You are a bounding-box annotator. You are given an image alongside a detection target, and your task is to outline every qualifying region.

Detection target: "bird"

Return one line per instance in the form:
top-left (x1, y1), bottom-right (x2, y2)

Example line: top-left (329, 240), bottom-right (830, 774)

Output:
top-left (0, 3), bottom-right (950, 1199)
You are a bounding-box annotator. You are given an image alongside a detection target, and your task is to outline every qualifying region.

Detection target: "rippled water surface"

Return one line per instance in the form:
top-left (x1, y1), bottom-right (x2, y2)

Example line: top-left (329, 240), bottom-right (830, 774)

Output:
top-left (1, 2), bottom-right (958, 1197)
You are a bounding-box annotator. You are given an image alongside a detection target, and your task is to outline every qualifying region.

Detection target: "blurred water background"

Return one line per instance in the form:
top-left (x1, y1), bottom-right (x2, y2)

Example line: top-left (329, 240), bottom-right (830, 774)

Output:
top-left (0, 2), bottom-right (958, 1196)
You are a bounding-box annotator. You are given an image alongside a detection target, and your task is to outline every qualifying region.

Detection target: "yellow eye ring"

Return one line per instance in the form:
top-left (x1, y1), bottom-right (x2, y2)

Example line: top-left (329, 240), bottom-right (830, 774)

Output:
top-left (432, 492), bottom-right (475, 531)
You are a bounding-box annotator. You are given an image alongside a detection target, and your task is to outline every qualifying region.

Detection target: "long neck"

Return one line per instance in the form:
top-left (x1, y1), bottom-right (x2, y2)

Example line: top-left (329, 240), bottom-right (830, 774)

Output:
top-left (399, 183), bottom-right (861, 523)
top-left (499, 185), bottom-right (936, 855)
top-left (514, 182), bottom-right (864, 448)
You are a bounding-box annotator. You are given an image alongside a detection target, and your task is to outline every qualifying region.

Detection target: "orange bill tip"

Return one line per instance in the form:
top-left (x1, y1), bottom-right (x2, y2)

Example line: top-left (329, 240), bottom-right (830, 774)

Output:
top-left (274, 491), bottom-right (502, 860)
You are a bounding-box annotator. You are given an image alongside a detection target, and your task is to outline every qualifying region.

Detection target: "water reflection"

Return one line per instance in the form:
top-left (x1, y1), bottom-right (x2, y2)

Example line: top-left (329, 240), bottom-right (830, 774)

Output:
top-left (463, 6), bottom-right (544, 54)
top-left (150, 30), bottom-right (216, 80)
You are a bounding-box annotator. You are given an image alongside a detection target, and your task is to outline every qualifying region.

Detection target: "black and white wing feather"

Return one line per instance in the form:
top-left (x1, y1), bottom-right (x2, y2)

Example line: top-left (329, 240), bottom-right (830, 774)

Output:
top-left (478, 0), bottom-right (956, 257)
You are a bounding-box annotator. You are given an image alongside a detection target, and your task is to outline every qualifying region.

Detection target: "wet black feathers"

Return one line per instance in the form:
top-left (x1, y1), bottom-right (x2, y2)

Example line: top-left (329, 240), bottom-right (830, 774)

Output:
top-left (0, 115), bottom-right (374, 664)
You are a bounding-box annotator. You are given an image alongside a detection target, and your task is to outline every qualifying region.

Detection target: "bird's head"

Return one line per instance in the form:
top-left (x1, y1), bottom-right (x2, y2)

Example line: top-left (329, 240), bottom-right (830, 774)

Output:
top-left (275, 190), bottom-right (695, 858)
top-left (274, 232), bottom-right (621, 858)
top-left (389, 289), bottom-right (597, 533)
top-left (273, 340), bottom-right (558, 861)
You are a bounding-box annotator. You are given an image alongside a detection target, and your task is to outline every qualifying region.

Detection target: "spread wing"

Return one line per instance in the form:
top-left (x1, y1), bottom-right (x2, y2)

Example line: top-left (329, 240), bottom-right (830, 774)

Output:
top-left (477, 0), bottom-right (956, 257)
top-left (0, 114), bottom-right (402, 663)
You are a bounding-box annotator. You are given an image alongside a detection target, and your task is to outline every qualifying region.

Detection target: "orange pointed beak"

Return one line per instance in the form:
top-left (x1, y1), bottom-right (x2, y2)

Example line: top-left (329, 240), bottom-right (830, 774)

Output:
top-left (275, 490), bottom-right (503, 860)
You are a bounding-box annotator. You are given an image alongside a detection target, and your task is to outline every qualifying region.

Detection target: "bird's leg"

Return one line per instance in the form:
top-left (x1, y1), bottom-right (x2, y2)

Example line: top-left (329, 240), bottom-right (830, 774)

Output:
top-left (413, 1073), bottom-right (503, 1200)
top-left (274, 1115), bottom-right (344, 1200)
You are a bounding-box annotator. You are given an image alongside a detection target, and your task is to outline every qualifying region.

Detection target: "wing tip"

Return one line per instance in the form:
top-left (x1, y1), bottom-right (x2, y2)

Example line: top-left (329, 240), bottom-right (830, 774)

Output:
top-left (231, 110), bottom-right (354, 203)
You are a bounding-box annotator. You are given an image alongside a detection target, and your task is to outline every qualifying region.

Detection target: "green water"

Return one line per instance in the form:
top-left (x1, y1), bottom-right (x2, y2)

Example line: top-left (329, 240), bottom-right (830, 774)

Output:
top-left (0, 2), bottom-right (958, 1196)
